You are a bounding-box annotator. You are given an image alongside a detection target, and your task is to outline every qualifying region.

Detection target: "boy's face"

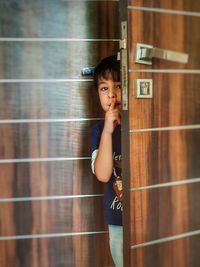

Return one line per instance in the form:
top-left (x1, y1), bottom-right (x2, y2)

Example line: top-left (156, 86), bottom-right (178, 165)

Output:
top-left (97, 77), bottom-right (121, 112)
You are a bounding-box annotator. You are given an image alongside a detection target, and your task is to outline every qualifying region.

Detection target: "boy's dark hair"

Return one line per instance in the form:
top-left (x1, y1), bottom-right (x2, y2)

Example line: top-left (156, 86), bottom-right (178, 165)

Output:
top-left (93, 55), bottom-right (120, 89)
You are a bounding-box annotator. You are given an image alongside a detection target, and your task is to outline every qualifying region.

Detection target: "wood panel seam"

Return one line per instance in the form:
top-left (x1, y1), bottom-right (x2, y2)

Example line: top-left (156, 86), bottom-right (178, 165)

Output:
top-left (0, 157), bottom-right (91, 163)
top-left (129, 69), bottom-right (200, 73)
top-left (0, 118), bottom-right (103, 124)
top-left (129, 124), bottom-right (200, 133)
top-left (130, 177), bottom-right (200, 191)
top-left (0, 38), bottom-right (120, 42)
top-left (0, 231), bottom-right (108, 241)
top-left (0, 194), bottom-right (104, 203)
top-left (128, 6), bottom-right (200, 17)
top-left (131, 229), bottom-right (200, 249)
top-left (0, 79), bottom-right (94, 83)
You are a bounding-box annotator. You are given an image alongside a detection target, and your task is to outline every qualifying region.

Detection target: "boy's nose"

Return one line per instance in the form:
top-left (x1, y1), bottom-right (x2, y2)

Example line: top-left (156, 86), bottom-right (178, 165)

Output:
top-left (108, 89), bottom-right (116, 98)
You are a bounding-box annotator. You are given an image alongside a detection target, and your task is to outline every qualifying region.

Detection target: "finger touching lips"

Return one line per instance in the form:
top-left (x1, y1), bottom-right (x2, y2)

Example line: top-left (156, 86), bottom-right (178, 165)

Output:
top-left (109, 100), bottom-right (116, 110)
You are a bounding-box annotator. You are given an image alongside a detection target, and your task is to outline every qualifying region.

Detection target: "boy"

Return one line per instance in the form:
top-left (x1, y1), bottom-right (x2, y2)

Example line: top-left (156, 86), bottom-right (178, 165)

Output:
top-left (90, 55), bottom-right (123, 267)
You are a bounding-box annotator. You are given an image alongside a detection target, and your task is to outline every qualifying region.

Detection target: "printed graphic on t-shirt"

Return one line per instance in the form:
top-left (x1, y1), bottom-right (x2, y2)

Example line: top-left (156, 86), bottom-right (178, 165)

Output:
top-left (113, 156), bottom-right (122, 202)
top-left (110, 155), bottom-right (123, 211)
top-left (110, 196), bottom-right (123, 211)
top-left (113, 175), bottom-right (122, 201)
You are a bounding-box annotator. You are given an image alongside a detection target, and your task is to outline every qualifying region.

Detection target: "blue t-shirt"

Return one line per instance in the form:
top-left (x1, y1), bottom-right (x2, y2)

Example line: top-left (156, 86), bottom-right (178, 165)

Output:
top-left (90, 121), bottom-right (122, 226)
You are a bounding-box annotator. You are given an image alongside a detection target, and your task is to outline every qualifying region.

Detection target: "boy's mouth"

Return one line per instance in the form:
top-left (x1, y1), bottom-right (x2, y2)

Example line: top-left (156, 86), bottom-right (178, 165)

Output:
top-left (115, 101), bottom-right (121, 108)
top-left (108, 101), bottom-right (121, 109)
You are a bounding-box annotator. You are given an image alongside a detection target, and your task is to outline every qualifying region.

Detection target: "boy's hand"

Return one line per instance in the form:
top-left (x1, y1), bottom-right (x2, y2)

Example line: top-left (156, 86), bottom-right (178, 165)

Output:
top-left (104, 99), bottom-right (121, 134)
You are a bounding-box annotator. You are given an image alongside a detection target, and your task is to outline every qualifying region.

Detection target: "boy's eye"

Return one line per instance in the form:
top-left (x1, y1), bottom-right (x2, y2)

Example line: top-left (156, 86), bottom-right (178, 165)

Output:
top-left (116, 84), bottom-right (121, 89)
top-left (100, 86), bottom-right (108, 91)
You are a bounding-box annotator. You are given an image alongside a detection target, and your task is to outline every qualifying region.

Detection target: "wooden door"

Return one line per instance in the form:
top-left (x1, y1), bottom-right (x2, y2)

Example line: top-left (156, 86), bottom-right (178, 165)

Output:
top-left (121, 1), bottom-right (200, 266)
top-left (0, 1), bottom-right (119, 266)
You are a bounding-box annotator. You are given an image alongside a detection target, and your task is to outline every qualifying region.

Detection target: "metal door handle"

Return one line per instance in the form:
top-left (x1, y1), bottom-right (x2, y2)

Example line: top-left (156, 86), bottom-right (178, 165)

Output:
top-left (135, 43), bottom-right (189, 65)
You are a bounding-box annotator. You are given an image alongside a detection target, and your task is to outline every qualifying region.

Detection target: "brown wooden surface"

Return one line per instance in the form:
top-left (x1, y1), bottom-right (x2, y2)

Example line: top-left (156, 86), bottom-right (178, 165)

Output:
top-left (129, 0), bottom-right (200, 12)
top-left (0, 198), bottom-right (105, 236)
top-left (0, 161), bottom-right (103, 198)
top-left (0, 82), bottom-right (102, 119)
top-left (128, 10), bottom-right (200, 70)
top-left (129, 73), bottom-right (200, 129)
top-left (130, 183), bottom-right (200, 244)
top-left (0, 121), bottom-right (98, 159)
top-left (122, 0), bottom-right (200, 266)
top-left (0, 42), bottom-right (118, 79)
top-left (0, 0), bottom-right (119, 266)
top-left (131, 235), bottom-right (200, 267)
top-left (0, 234), bottom-right (111, 267)
top-left (129, 130), bottom-right (200, 187)
top-left (0, 1), bottom-right (119, 39)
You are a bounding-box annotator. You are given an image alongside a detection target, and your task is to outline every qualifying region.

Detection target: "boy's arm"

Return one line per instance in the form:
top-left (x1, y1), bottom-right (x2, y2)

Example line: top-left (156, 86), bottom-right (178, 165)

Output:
top-left (94, 130), bottom-right (113, 182)
top-left (94, 101), bottom-right (120, 182)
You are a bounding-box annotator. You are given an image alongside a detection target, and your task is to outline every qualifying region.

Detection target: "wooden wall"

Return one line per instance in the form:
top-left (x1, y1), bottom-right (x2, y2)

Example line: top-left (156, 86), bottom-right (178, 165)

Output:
top-left (122, 0), bottom-right (200, 266)
top-left (0, 1), bottom-right (120, 266)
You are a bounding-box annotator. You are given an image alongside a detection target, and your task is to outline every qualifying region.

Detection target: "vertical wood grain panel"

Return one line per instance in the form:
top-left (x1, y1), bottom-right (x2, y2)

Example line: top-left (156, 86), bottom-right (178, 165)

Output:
top-left (122, 0), bottom-right (200, 266)
top-left (130, 183), bottom-right (200, 245)
top-left (0, 42), bottom-right (118, 79)
top-left (129, 73), bottom-right (200, 129)
top-left (128, 11), bottom-right (200, 70)
top-left (129, 0), bottom-right (200, 12)
top-left (0, 161), bottom-right (103, 198)
top-left (0, 121), bottom-right (100, 159)
top-left (0, 82), bottom-right (102, 119)
top-left (131, 235), bottom-right (200, 267)
top-left (0, 1), bottom-right (120, 39)
top-left (0, 198), bottom-right (105, 236)
top-left (129, 130), bottom-right (200, 187)
top-left (0, 234), bottom-right (112, 267)
top-left (0, 0), bottom-right (120, 266)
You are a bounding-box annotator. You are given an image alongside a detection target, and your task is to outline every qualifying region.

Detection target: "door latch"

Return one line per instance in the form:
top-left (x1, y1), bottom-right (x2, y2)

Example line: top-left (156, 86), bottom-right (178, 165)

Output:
top-left (120, 21), bottom-right (128, 110)
top-left (135, 43), bottom-right (189, 65)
